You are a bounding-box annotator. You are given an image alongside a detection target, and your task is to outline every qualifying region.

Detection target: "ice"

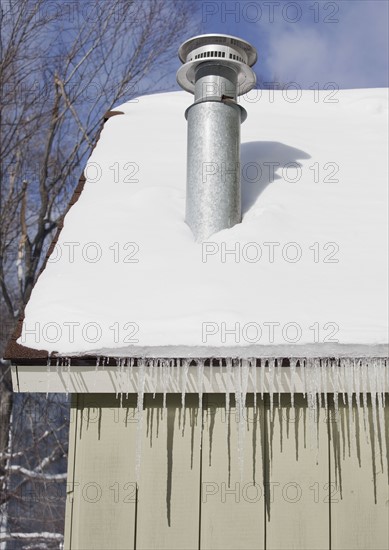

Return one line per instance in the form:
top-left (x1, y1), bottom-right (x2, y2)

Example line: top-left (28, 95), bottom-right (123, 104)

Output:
top-left (354, 359), bottom-right (361, 425)
top-left (129, 357), bottom-right (134, 386)
top-left (301, 359), bottom-right (306, 399)
top-left (52, 355), bottom-right (388, 479)
top-left (225, 358), bottom-right (232, 439)
top-left (312, 358), bottom-right (320, 450)
top-left (369, 361), bottom-right (379, 458)
top-left (115, 357), bottom-right (126, 406)
top-left (345, 358), bottom-right (355, 452)
top-left (323, 359), bottom-right (328, 417)
top-left (332, 359), bottom-right (339, 419)
top-left (269, 358), bottom-right (275, 417)
top-left (361, 359), bottom-right (369, 441)
top-left (161, 359), bottom-right (169, 410)
top-left (135, 359), bottom-right (146, 482)
top-left (125, 358), bottom-right (133, 399)
top-left (197, 359), bottom-right (204, 441)
top-left (181, 359), bottom-right (189, 409)
top-left (260, 358), bottom-right (265, 400)
top-left (290, 358), bottom-right (296, 409)
top-left (63, 358), bottom-right (71, 395)
top-left (374, 360), bottom-right (384, 471)
top-left (175, 358), bottom-right (181, 388)
top-left (306, 359), bottom-right (316, 450)
top-left (377, 359), bottom-right (386, 470)
top-left (251, 358), bottom-right (257, 411)
top-left (275, 359), bottom-right (281, 406)
top-left (234, 358), bottom-right (250, 478)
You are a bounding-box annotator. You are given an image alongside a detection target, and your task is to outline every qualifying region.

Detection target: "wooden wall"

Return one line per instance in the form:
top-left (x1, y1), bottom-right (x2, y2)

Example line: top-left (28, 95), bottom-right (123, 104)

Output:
top-left (64, 393), bottom-right (388, 550)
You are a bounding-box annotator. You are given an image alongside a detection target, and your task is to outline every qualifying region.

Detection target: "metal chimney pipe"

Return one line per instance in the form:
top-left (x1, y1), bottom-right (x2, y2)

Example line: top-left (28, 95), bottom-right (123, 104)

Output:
top-left (177, 34), bottom-right (257, 242)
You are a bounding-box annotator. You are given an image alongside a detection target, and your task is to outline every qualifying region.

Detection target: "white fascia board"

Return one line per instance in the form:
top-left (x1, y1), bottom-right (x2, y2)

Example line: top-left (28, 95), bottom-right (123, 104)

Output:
top-left (13, 362), bottom-right (389, 394)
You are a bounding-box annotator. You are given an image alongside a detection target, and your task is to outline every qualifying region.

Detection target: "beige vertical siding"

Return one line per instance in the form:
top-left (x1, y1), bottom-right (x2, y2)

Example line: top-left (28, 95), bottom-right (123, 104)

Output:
top-left (265, 394), bottom-right (329, 550)
top-left (136, 394), bottom-right (201, 550)
top-left (65, 393), bottom-right (388, 550)
top-left (330, 396), bottom-right (389, 549)
top-left (201, 394), bottom-right (265, 550)
top-left (65, 394), bottom-right (138, 550)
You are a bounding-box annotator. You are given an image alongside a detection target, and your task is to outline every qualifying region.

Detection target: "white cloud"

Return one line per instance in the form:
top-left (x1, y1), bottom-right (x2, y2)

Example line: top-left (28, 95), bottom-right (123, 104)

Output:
top-left (261, 1), bottom-right (388, 88)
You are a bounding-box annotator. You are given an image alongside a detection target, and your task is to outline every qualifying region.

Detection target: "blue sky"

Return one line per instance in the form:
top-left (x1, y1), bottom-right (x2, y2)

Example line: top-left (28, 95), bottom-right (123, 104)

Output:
top-left (188, 0), bottom-right (389, 89)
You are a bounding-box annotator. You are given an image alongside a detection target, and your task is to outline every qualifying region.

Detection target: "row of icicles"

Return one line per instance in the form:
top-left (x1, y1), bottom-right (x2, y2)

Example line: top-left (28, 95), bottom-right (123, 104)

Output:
top-left (46, 356), bottom-right (388, 480)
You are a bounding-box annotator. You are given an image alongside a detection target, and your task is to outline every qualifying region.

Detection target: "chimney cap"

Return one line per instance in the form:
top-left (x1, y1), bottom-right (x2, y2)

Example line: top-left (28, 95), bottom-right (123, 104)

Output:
top-left (177, 33), bottom-right (258, 96)
top-left (178, 33), bottom-right (258, 66)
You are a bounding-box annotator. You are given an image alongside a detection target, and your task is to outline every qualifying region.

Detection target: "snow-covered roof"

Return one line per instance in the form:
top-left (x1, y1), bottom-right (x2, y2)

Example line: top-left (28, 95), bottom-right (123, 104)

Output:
top-left (17, 89), bottom-right (389, 358)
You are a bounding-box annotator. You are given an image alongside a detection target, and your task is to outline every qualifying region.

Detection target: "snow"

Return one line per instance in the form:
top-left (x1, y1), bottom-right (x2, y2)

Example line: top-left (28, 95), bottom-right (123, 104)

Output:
top-left (18, 89), bottom-right (388, 356)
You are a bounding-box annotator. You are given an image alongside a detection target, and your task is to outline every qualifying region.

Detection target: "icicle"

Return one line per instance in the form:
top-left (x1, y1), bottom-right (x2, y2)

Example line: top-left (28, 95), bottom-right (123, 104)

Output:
top-left (290, 358), bottom-right (296, 409)
top-left (170, 359), bottom-right (175, 391)
top-left (118, 358), bottom-right (125, 406)
top-left (209, 359), bottom-right (213, 388)
top-left (181, 359), bottom-right (189, 409)
top-left (340, 359), bottom-right (346, 405)
top-left (234, 359), bottom-right (249, 479)
top-left (233, 360), bottom-right (242, 478)
top-left (369, 359), bottom-right (379, 453)
top-left (125, 358), bottom-right (130, 399)
top-left (135, 359), bottom-right (146, 482)
top-left (275, 359), bottom-right (281, 406)
top-left (354, 359), bottom-right (361, 426)
top-left (301, 359), bottom-right (306, 398)
top-left (377, 359), bottom-right (386, 465)
top-left (93, 356), bottom-right (99, 391)
top-left (306, 359), bottom-right (316, 450)
top-left (332, 359), bottom-right (339, 419)
top-left (314, 358), bottom-right (320, 451)
top-left (197, 359), bottom-right (204, 440)
top-left (65, 358), bottom-right (71, 395)
top-left (225, 358), bottom-right (232, 438)
top-left (115, 358), bottom-right (120, 400)
top-left (116, 358), bottom-right (120, 400)
top-left (323, 359), bottom-right (328, 418)
top-left (361, 359), bottom-right (369, 441)
top-left (345, 358), bottom-right (355, 452)
top-left (146, 358), bottom-right (153, 398)
top-left (317, 359), bottom-right (324, 407)
top-left (251, 358), bottom-right (257, 411)
top-left (269, 358), bottom-right (275, 418)
top-left (156, 359), bottom-right (161, 399)
top-left (119, 359), bottom-right (124, 406)
top-left (122, 359), bottom-right (127, 407)
top-left (175, 358), bottom-right (181, 389)
top-left (162, 360), bottom-right (169, 410)
top-left (260, 358), bottom-right (265, 400)
top-left (386, 358), bottom-right (388, 398)
top-left (242, 359), bottom-right (249, 412)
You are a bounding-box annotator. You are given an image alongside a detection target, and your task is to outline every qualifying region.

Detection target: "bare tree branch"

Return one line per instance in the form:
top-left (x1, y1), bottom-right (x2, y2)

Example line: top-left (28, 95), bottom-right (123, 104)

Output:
top-left (5, 466), bottom-right (66, 482)
top-left (0, 532), bottom-right (63, 542)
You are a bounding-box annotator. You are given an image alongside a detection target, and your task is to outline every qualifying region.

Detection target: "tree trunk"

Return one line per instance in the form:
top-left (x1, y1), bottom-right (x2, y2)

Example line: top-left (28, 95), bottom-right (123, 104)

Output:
top-left (0, 364), bottom-right (13, 550)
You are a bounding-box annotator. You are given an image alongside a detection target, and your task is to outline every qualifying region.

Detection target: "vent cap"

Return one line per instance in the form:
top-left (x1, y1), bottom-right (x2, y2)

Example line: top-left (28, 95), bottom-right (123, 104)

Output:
top-left (177, 33), bottom-right (258, 96)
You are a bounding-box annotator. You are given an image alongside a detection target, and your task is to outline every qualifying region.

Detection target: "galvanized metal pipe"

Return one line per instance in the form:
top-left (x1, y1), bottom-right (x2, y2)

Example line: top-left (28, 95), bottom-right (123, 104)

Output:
top-left (177, 34), bottom-right (257, 241)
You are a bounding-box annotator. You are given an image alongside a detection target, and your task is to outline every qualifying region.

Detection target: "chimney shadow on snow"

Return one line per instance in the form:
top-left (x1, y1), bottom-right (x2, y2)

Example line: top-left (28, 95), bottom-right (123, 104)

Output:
top-left (241, 141), bottom-right (311, 214)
